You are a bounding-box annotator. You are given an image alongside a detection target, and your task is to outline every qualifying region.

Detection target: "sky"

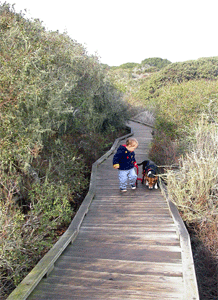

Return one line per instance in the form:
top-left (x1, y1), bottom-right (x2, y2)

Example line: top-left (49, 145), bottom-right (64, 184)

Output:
top-left (3, 0), bottom-right (218, 66)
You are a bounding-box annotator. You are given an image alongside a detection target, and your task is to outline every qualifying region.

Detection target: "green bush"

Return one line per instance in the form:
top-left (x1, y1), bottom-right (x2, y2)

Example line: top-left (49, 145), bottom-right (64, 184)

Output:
top-left (155, 80), bottom-right (218, 130)
top-left (141, 57), bottom-right (171, 69)
top-left (0, 181), bottom-right (72, 291)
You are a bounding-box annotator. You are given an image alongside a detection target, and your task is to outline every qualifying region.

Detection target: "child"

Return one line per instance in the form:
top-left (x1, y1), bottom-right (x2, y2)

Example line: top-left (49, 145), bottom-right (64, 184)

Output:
top-left (113, 138), bottom-right (138, 192)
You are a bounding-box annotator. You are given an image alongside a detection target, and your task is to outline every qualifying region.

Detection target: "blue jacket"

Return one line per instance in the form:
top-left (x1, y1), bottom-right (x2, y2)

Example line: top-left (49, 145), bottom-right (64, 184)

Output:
top-left (113, 145), bottom-right (136, 170)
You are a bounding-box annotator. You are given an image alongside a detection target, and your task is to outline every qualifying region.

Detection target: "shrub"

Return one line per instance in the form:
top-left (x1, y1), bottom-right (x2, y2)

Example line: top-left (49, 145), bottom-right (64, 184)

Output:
top-left (146, 80), bottom-right (218, 166)
top-left (141, 57), bottom-right (171, 70)
top-left (0, 181), bottom-right (72, 293)
top-left (166, 118), bottom-right (218, 242)
top-left (149, 134), bottom-right (182, 167)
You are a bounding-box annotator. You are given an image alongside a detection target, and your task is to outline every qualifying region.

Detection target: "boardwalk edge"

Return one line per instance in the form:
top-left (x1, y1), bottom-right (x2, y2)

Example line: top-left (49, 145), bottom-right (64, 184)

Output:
top-left (7, 127), bottom-right (133, 300)
top-left (160, 181), bottom-right (199, 300)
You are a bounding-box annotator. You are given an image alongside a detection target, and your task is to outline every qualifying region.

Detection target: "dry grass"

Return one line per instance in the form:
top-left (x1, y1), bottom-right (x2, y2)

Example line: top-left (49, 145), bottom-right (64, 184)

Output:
top-left (165, 118), bottom-right (218, 299)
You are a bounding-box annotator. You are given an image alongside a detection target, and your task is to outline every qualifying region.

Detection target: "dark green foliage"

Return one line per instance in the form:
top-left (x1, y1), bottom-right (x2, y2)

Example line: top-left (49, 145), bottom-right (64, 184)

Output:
top-left (141, 57), bottom-right (171, 69)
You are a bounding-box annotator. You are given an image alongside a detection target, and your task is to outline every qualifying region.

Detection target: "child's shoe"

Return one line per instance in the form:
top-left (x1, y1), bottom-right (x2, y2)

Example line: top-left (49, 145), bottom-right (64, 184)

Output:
top-left (120, 188), bottom-right (127, 192)
top-left (131, 185), bottom-right (136, 190)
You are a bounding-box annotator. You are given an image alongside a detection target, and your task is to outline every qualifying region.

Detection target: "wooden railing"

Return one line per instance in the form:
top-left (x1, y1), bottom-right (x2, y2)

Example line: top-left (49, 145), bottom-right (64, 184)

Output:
top-left (160, 182), bottom-right (199, 300)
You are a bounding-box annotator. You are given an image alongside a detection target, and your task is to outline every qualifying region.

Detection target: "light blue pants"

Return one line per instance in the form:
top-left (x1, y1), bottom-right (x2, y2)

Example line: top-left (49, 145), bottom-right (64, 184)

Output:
top-left (118, 168), bottom-right (137, 189)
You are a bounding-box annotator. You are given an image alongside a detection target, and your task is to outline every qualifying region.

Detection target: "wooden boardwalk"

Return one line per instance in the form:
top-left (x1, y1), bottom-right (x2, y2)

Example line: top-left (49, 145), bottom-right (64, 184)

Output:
top-left (10, 121), bottom-right (198, 299)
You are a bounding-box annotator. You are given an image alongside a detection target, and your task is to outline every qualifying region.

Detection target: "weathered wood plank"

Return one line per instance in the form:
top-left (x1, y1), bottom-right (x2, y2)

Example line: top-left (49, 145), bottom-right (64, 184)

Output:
top-left (81, 217), bottom-right (176, 226)
top-left (74, 231), bottom-right (180, 246)
top-left (82, 225), bottom-right (177, 232)
top-left (54, 256), bottom-right (183, 277)
top-left (34, 273), bottom-right (184, 293)
top-left (93, 193), bottom-right (167, 199)
top-left (90, 203), bottom-right (170, 210)
top-left (69, 238), bottom-right (182, 253)
top-left (93, 198), bottom-right (169, 204)
top-left (62, 242), bottom-right (181, 263)
top-left (87, 205), bottom-right (173, 213)
top-left (80, 225), bottom-right (178, 234)
top-left (83, 209), bottom-right (174, 217)
top-left (28, 283), bottom-right (183, 300)
top-left (39, 269), bottom-right (184, 288)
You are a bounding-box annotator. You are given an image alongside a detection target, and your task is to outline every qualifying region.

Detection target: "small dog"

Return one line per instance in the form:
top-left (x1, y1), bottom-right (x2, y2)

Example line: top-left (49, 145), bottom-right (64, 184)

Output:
top-left (138, 160), bottom-right (159, 189)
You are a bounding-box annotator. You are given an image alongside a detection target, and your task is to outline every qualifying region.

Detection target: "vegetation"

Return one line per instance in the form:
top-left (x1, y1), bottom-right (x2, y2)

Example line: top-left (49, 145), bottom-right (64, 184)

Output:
top-left (141, 57), bottom-right (171, 70)
top-left (0, 3), bottom-right (130, 298)
top-left (112, 62), bottom-right (140, 70)
top-left (165, 119), bottom-right (218, 299)
top-left (108, 57), bottom-right (173, 107)
top-left (111, 57), bottom-right (171, 71)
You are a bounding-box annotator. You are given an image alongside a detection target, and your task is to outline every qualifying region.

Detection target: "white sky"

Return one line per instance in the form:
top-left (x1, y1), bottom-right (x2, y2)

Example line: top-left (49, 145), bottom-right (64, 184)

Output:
top-left (3, 0), bottom-right (218, 66)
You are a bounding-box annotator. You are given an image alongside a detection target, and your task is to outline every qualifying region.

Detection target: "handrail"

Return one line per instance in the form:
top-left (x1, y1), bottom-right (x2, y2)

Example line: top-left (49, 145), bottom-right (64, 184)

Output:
top-left (7, 127), bottom-right (133, 300)
top-left (160, 181), bottom-right (199, 300)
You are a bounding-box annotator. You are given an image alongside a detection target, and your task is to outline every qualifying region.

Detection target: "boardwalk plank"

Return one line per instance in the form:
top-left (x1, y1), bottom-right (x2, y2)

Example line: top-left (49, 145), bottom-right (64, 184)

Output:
top-left (62, 243), bottom-right (181, 263)
top-left (80, 225), bottom-right (179, 233)
top-left (37, 270), bottom-right (184, 288)
top-left (74, 232), bottom-right (180, 246)
top-left (28, 284), bottom-right (183, 300)
top-left (34, 273), bottom-right (184, 295)
top-left (54, 256), bottom-right (183, 277)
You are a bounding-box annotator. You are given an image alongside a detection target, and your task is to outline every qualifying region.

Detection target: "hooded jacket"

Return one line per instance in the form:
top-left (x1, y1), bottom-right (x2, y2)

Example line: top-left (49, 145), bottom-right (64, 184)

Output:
top-left (113, 145), bottom-right (137, 170)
